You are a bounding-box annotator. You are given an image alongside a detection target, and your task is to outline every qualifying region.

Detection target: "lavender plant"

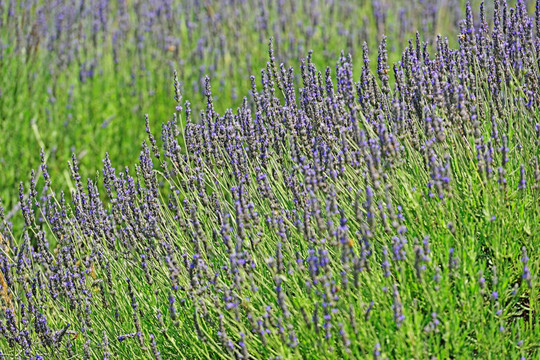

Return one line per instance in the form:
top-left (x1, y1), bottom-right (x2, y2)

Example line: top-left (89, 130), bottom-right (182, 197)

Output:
top-left (0, 0), bottom-right (493, 215)
top-left (0, 0), bottom-right (539, 359)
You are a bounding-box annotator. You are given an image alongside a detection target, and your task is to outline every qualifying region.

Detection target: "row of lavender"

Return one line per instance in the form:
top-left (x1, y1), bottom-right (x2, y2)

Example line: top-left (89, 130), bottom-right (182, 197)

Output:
top-left (1, 1), bottom-right (539, 359)
top-left (1, 0), bottom-right (462, 83)
top-left (0, 0), bottom-right (479, 219)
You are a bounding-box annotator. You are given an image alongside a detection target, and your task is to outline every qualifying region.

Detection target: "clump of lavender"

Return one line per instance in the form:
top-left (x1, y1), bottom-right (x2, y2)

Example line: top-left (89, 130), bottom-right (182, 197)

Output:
top-left (0, 1), bottom-right (539, 359)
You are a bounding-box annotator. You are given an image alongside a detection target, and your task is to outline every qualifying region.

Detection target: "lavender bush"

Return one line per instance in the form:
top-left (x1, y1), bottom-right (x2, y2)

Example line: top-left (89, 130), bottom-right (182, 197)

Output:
top-left (0, 0), bottom-right (539, 359)
top-left (0, 0), bottom-right (490, 213)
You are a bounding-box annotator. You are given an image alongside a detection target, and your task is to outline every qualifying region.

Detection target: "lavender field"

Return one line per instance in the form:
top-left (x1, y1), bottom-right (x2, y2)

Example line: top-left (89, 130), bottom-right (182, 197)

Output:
top-left (0, 0), bottom-right (539, 359)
